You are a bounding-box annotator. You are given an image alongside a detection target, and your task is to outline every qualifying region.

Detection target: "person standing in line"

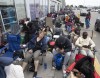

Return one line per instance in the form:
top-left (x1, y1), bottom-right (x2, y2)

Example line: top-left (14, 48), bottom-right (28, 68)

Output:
top-left (85, 14), bottom-right (90, 29)
top-left (88, 11), bottom-right (91, 21)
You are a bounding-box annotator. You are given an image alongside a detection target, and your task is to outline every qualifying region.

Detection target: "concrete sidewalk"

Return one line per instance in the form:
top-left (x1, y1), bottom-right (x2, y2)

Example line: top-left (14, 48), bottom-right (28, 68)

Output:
top-left (24, 24), bottom-right (100, 78)
top-left (24, 52), bottom-right (63, 78)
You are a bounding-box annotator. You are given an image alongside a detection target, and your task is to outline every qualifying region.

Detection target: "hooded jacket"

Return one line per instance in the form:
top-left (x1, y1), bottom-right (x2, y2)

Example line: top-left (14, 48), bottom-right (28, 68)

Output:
top-left (55, 36), bottom-right (72, 52)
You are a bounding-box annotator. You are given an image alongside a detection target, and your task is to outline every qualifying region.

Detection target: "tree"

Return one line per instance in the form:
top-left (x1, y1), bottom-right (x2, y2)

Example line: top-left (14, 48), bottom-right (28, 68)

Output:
top-left (79, 5), bottom-right (84, 8)
top-left (70, 5), bottom-right (73, 7)
top-left (75, 6), bottom-right (77, 8)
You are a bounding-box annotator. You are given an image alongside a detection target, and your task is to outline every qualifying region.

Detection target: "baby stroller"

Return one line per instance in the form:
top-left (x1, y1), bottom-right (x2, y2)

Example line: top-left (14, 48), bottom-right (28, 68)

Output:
top-left (65, 51), bottom-right (100, 78)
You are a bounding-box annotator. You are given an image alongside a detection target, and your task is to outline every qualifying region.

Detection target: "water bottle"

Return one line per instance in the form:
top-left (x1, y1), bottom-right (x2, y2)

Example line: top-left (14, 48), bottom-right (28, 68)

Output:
top-left (44, 63), bottom-right (47, 70)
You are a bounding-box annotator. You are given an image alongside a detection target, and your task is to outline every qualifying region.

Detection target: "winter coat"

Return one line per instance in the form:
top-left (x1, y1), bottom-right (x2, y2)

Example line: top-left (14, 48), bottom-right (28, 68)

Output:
top-left (55, 36), bottom-right (72, 52)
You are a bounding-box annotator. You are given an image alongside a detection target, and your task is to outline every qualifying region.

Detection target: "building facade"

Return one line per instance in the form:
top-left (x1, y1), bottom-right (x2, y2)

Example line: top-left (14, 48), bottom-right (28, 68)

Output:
top-left (0, 0), bottom-right (26, 20)
top-left (0, 0), bottom-right (26, 33)
top-left (25, 0), bottom-right (49, 20)
top-left (49, 0), bottom-right (62, 13)
top-left (0, 0), bottom-right (63, 21)
top-left (60, 0), bottom-right (66, 9)
top-left (25, 0), bottom-right (62, 20)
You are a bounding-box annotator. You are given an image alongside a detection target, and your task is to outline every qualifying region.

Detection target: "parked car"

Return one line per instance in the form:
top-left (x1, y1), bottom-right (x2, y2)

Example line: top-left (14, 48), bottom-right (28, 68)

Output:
top-left (98, 10), bottom-right (100, 14)
top-left (87, 9), bottom-right (91, 12)
top-left (91, 9), bottom-right (99, 12)
top-left (91, 9), bottom-right (95, 12)
top-left (80, 9), bottom-right (88, 16)
top-left (95, 17), bottom-right (100, 31)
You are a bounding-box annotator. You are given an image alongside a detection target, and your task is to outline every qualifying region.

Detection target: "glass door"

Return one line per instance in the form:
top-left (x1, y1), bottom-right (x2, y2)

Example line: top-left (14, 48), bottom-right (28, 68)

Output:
top-left (0, 6), bottom-right (18, 34)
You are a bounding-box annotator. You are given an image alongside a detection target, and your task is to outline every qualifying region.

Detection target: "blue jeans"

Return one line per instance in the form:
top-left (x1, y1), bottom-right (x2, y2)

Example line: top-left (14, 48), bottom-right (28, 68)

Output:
top-left (66, 26), bottom-right (71, 33)
top-left (0, 57), bottom-right (13, 66)
top-left (81, 49), bottom-right (94, 58)
top-left (45, 36), bottom-right (50, 44)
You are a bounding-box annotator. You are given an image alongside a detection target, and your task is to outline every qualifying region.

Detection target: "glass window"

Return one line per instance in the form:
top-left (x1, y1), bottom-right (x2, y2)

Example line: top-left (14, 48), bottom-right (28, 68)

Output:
top-left (50, 1), bottom-right (55, 12)
top-left (29, 0), bottom-right (35, 20)
top-left (39, 0), bottom-right (43, 18)
top-left (4, 24), bottom-right (10, 31)
top-left (1, 9), bottom-right (8, 18)
top-left (45, 0), bottom-right (48, 14)
top-left (35, 0), bottom-right (40, 4)
top-left (42, 0), bottom-right (46, 17)
top-left (0, 7), bottom-right (18, 32)
top-left (0, 15), bottom-right (3, 31)
top-left (14, 0), bottom-right (26, 20)
top-left (35, 0), bottom-right (40, 18)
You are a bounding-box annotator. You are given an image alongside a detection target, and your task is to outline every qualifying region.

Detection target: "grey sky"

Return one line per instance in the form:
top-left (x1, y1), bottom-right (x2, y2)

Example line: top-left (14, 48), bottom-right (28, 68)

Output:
top-left (65, 0), bottom-right (100, 6)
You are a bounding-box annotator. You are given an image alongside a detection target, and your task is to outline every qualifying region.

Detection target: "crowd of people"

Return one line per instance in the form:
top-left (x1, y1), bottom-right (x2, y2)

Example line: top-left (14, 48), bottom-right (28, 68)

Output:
top-left (0, 9), bottom-right (97, 78)
top-left (20, 10), bottom-right (95, 78)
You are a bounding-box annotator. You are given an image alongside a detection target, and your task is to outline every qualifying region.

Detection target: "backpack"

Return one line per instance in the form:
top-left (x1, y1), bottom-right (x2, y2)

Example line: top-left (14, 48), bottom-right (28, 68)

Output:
top-left (54, 53), bottom-right (64, 70)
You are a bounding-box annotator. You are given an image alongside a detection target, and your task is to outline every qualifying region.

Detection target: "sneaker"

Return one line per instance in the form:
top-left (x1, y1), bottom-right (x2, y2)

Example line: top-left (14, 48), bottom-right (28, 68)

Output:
top-left (63, 70), bottom-right (67, 78)
top-left (33, 72), bottom-right (37, 78)
top-left (63, 70), bottom-right (66, 74)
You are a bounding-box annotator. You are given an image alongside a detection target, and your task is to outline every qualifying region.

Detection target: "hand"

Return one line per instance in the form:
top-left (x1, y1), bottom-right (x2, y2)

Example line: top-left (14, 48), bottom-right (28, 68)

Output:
top-left (28, 49), bottom-right (33, 54)
top-left (82, 45), bottom-right (88, 48)
top-left (56, 48), bottom-right (60, 51)
top-left (70, 72), bottom-right (78, 78)
top-left (60, 49), bottom-right (64, 53)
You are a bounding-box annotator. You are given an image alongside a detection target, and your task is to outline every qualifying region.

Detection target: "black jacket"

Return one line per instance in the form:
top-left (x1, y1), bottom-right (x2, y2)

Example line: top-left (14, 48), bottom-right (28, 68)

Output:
top-left (55, 36), bottom-right (72, 52)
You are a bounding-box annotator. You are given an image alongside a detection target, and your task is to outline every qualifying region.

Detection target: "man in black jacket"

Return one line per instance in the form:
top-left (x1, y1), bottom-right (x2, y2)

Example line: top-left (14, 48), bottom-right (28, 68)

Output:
top-left (52, 36), bottom-right (72, 74)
